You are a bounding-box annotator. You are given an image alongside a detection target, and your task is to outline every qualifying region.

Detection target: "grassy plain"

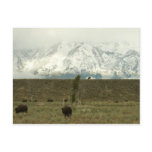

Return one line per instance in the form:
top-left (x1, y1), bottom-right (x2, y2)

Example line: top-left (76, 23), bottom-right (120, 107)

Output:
top-left (13, 100), bottom-right (139, 124)
top-left (13, 79), bottom-right (139, 124)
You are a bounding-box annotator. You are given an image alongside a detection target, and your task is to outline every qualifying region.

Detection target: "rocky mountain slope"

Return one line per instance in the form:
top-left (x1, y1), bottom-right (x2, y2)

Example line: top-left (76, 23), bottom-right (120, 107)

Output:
top-left (13, 41), bottom-right (140, 79)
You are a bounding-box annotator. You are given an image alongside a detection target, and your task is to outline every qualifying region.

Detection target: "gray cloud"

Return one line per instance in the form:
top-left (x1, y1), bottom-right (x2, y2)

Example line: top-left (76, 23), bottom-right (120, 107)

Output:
top-left (13, 28), bottom-right (140, 50)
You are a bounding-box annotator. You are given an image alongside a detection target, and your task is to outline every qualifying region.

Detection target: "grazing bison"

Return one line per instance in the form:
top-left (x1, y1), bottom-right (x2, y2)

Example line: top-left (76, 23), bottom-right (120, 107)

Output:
top-left (33, 100), bottom-right (37, 102)
top-left (15, 104), bottom-right (28, 113)
top-left (48, 99), bottom-right (54, 102)
top-left (22, 99), bottom-right (27, 102)
top-left (62, 106), bottom-right (72, 117)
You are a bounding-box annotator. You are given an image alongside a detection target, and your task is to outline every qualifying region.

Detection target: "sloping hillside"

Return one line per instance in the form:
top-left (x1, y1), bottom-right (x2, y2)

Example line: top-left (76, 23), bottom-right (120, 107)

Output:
top-left (13, 79), bottom-right (140, 102)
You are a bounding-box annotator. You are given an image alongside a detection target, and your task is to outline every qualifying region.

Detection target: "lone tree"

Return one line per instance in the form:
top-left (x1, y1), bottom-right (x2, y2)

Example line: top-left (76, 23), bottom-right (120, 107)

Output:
top-left (72, 75), bottom-right (80, 103)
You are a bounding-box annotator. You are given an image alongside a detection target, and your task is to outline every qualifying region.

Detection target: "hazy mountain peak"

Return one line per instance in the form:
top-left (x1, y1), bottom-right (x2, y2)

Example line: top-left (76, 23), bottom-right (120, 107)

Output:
top-left (13, 41), bottom-right (140, 79)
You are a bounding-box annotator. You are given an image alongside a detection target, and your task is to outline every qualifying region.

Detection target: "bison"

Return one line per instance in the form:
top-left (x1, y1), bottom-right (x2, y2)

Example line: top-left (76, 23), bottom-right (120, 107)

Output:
top-left (63, 98), bottom-right (68, 102)
top-left (62, 106), bottom-right (72, 117)
top-left (15, 104), bottom-right (28, 113)
top-left (22, 99), bottom-right (27, 102)
top-left (48, 99), bottom-right (54, 102)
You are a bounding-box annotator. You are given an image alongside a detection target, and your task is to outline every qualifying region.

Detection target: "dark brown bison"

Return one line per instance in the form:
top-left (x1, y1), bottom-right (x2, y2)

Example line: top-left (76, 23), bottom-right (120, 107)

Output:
top-left (63, 98), bottom-right (68, 102)
top-left (62, 106), bottom-right (72, 117)
top-left (15, 105), bottom-right (28, 113)
top-left (22, 99), bottom-right (27, 102)
top-left (33, 100), bottom-right (37, 102)
top-left (48, 99), bottom-right (54, 102)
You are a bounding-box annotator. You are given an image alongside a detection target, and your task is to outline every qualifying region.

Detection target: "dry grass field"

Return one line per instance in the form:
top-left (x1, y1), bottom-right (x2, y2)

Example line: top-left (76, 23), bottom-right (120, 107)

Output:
top-left (13, 101), bottom-right (139, 124)
top-left (13, 79), bottom-right (140, 124)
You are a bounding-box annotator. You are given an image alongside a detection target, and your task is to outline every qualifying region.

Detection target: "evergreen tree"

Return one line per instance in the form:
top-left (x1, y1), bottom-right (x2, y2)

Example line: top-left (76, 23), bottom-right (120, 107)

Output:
top-left (72, 75), bottom-right (80, 102)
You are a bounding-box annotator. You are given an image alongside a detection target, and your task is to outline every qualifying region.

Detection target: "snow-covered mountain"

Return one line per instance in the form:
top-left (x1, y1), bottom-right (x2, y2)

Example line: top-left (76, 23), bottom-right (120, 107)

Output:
top-left (13, 41), bottom-right (140, 79)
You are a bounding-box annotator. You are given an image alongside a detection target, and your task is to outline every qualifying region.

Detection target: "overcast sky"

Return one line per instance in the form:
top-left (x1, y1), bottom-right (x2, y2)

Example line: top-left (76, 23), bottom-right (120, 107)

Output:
top-left (13, 28), bottom-right (140, 50)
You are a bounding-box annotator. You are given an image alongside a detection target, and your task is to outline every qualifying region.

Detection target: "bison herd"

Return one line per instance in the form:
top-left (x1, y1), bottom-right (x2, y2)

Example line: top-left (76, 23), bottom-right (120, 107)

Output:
top-left (15, 98), bottom-right (72, 118)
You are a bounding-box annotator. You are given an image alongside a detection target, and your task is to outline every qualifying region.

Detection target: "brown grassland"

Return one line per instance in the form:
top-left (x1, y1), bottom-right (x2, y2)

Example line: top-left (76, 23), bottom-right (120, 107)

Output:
top-left (13, 79), bottom-right (140, 124)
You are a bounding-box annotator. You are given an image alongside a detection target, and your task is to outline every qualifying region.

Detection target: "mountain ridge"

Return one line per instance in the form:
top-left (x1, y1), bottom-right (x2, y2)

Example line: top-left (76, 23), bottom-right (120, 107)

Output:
top-left (13, 41), bottom-right (140, 79)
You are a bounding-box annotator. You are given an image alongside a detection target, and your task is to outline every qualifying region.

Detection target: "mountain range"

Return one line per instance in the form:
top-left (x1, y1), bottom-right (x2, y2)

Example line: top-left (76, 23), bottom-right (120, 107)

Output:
top-left (13, 41), bottom-right (140, 79)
